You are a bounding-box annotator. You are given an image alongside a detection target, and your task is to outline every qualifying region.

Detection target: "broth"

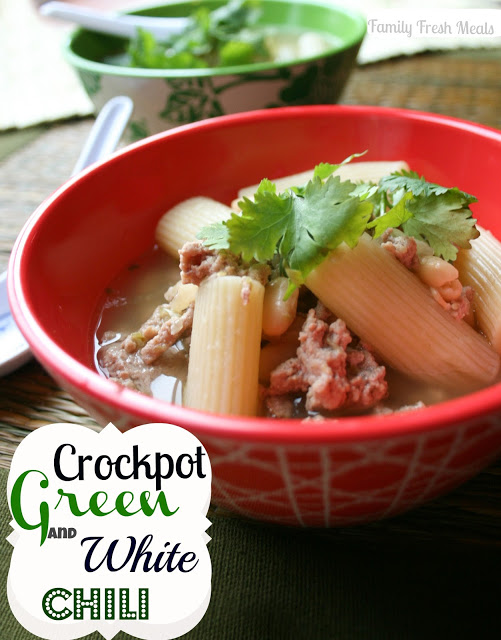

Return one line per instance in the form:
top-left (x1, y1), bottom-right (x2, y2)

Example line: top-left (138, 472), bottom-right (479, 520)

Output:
top-left (94, 245), bottom-right (468, 417)
top-left (95, 247), bottom-right (187, 404)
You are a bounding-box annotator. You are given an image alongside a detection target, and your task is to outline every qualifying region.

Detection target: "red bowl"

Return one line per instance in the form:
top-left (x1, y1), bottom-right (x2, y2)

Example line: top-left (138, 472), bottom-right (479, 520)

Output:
top-left (8, 105), bottom-right (501, 527)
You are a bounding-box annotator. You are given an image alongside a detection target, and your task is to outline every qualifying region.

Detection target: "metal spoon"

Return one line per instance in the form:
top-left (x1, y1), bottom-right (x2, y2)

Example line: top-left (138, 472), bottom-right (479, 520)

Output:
top-left (0, 95), bottom-right (133, 377)
top-left (40, 1), bottom-right (189, 40)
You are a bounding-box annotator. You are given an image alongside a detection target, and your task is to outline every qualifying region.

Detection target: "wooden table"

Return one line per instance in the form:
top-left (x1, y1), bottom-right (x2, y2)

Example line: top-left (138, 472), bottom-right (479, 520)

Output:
top-left (2, 48), bottom-right (501, 546)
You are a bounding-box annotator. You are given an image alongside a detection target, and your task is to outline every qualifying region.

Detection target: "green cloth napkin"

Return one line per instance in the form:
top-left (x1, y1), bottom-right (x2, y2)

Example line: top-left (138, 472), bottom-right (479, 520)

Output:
top-left (0, 467), bottom-right (499, 640)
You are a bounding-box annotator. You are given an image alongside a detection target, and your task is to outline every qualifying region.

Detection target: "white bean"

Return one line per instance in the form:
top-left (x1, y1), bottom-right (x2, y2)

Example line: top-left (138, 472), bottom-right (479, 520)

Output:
top-left (416, 255), bottom-right (459, 288)
top-left (262, 277), bottom-right (299, 337)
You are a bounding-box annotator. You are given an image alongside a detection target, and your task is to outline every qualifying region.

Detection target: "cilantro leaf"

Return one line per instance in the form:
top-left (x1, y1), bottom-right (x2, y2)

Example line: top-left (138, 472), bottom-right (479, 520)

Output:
top-left (127, 0), bottom-right (268, 70)
top-left (280, 176), bottom-right (372, 276)
top-left (128, 28), bottom-right (209, 69)
top-left (230, 189), bottom-right (293, 263)
top-left (367, 192), bottom-right (414, 238)
top-left (219, 40), bottom-right (257, 66)
top-left (380, 170), bottom-right (477, 202)
top-left (350, 182), bottom-right (379, 200)
top-left (226, 175), bottom-right (372, 281)
top-left (197, 222), bottom-right (229, 249)
top-left (313, 151), bottom-right (368, 180)
top-left (197, 176), bottom-right (281, 252)
top-left (402, 191), bottom-right (480, 261)
top-left (256, 178), bottom-right (276, 195)
top-left (370, 169), bottom-right (479, 260)
top-left (209, 0), bottom-right (261, 36)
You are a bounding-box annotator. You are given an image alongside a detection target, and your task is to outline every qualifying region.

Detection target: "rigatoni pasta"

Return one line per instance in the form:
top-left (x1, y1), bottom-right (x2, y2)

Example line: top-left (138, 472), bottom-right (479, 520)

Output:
top-left (455, 226), bottom-right (501, 354)
top-left (184, 274), bottom-right (265, 415)
top-left (155, 196), bottom-right (232, 258)
top-left (306, 233), bottom-right (499, 390)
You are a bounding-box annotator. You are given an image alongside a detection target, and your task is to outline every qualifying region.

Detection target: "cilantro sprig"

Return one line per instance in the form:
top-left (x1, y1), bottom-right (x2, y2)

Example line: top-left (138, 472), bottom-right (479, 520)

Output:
top-left (198, 157), bottom-right (480, 286)
top-left (128, 0), bottom-right (269, 69)
top-left (378, 170), bottom-right (476, 200)
top-left (367, 170), bottom-right (479, 261)
top-left (200, 175), bottom-right (371, 284)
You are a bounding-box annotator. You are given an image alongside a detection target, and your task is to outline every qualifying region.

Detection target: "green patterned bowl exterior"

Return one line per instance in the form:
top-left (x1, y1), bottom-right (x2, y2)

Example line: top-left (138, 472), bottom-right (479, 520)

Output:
top-left (64, 0), bottom-right (366, 140)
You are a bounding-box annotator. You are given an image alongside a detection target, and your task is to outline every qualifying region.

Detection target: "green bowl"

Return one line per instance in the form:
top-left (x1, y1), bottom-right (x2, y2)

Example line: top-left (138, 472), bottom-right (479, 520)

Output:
top-left (64, 0), bottom-right (366, 140)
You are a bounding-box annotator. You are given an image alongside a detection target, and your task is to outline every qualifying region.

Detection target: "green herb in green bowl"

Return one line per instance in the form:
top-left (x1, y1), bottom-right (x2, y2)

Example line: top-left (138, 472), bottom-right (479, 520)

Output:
top-left (128, 0), bottom-right (271, 69)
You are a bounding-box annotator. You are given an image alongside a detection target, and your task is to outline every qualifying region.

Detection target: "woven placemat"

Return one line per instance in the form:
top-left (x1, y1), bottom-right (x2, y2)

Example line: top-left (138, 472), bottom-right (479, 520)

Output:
top-left (0, 119), bottom-right (96, 271)
top-left (0, 361), bottom-right (101, 467)
top-left (343, 48), bottom-right (501, 130)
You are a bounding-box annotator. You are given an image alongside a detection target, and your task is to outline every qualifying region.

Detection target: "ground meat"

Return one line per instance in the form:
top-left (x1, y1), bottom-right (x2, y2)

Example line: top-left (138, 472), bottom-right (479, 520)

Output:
top-left (265, 394), bottom-right (296, 419)
top-left (266, 307), bottom-right (388, 414)
top-left (99, 339), bottom-right (188, 394)
top-left (240, 277), bottom-right (259, 305)
top-left (449, 285), bottom-right (474, 322)
top-left (122, 304), bottom-right (175, 353)
top-left (122, 300), bottom-right (194, 365)
top-left (430, 283), bottom-right (474, 322)
top-left (99, 343), bottom-right (138, 390)
top-left (314, 300), bottom-right (335, 323)
top-left (179, 240), bottom-right (270, 286)
top-left (180, 241), bottom-right (239, 285)
top-left (139, 304), bottom-right (194, 364)
top-left (381, 229), bottom-right (419, 270)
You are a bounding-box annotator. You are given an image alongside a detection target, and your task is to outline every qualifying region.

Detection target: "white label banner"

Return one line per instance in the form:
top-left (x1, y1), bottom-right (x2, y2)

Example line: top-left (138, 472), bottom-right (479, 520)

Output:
top-left (7, 422), bottom-right (212, 640)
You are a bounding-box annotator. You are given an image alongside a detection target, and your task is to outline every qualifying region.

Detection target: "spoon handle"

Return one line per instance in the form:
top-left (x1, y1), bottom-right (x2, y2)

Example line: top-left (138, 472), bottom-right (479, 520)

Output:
top-left (0, 95), bottom-right (134, 376)
top-left (40, 1), bottom-right (188, 40)
top-left (71, 96), bottom-right (133, 176)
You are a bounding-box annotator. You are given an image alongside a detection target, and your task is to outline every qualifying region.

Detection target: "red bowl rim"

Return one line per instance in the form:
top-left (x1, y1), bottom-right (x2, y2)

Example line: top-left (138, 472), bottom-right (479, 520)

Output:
top-left (8, 104), bottom-right (501, 445)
